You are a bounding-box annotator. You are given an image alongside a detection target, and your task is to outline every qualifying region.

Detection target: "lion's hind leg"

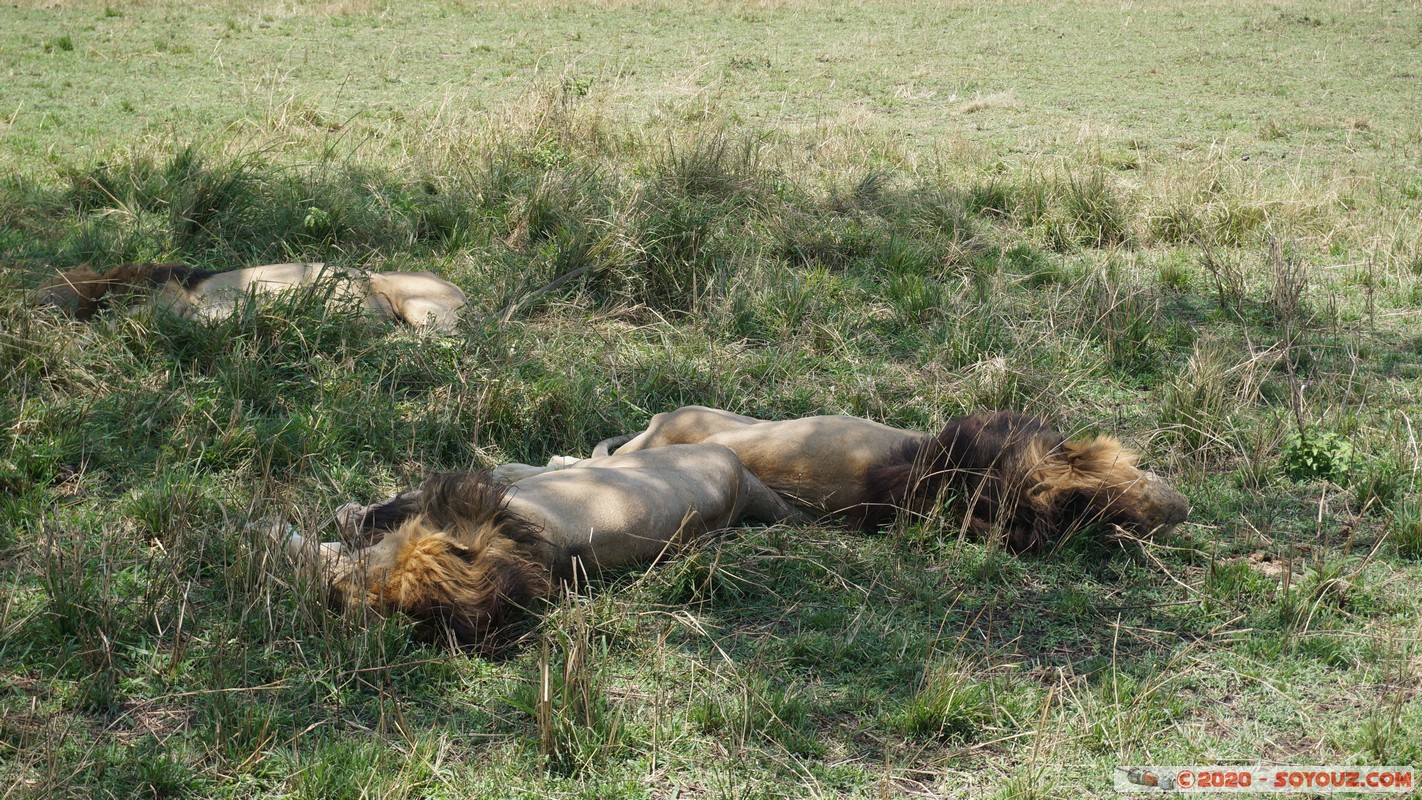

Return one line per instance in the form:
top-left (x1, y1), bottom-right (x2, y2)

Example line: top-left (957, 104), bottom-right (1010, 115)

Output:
top-left (334, 490), bottom-right (424, 541)
top-left (737, 469), bottom-right (807, 525)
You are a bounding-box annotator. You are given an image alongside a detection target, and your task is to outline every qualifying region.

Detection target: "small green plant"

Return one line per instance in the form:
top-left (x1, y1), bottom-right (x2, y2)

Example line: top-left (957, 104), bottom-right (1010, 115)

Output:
top-left (1390, 498), bottom-right (1422, 559)
top-left (1051, 587), bottom-right (1093, 621)
top-left (301, 206), bottom-right (332, 232)
top-left (959, 546), bottom-right (1027, 585)
top-left (897, 661), bottom-right (996, 741)
top-left (1281, 430), bottom-right (1354, 482)
top-left (44, 34), bottom-right (75, 52)
top-left (884, 272), bottom-right (942, 324)
top-left (561, 74), bottom-right (593, 98)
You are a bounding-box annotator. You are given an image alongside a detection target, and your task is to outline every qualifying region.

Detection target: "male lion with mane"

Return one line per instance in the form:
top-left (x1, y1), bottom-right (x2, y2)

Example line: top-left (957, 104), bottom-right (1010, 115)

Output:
top-left (278, 444), bottom-right (801, 646)
top-left (31, 262), bottom-right (467, 330)
top-left (347, 406), bottom-right (1190, 555)
top-left (587, 406), bottom-right (1190, 552)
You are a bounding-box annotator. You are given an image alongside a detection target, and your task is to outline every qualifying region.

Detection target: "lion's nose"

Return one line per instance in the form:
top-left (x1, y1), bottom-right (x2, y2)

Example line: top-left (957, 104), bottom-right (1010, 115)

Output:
top-left (1144, 471), bottom-right (1190, 527)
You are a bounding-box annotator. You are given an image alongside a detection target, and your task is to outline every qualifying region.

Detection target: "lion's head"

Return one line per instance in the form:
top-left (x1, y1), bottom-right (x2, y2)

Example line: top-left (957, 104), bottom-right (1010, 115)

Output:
top-left (30, 266), bottom-right (108, 318)
top-left (30, 263), bottom-right (199, 319)
top-left (288, 473), bottom-right (552, 646)
top-left (862, 412), bottom-right (1189, 551)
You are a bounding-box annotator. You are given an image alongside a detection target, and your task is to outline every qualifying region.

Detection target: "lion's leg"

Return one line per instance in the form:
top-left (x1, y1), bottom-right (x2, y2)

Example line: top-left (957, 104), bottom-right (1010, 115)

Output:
top-left (737, 469), bottom-right (808, 525)
top-left (394, 297), bottom-right (461, 331)
top-left (259, 517), bottom-right (349, 580)
top-left (590, 432), bottom-right (639, 459)
top-left (334, 490), bottom-right (423, 540)
top-left (593, 409), bottom-right (686, 456)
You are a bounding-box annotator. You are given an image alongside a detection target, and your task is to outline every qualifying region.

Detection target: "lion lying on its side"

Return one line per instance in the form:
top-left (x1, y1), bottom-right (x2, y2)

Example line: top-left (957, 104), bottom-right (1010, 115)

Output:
top-left (279, 444), bottom-right (801, 645)
top-left (32, 262), bottom-right (468, 331)
top-left (589, 406), bottom-right (1190, 552)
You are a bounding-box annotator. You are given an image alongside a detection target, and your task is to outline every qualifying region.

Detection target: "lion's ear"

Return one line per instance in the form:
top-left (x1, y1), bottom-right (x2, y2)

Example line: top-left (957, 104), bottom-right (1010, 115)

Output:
top-left (446, 541), bottom-right (478, 565)
top-left (1060, 435), bottom-right (1136, 475)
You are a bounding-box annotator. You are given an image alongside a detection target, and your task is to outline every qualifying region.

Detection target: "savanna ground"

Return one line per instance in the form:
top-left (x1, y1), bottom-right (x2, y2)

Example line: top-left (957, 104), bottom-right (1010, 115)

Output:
top-left (2, 0), bottom-right (1422, 797)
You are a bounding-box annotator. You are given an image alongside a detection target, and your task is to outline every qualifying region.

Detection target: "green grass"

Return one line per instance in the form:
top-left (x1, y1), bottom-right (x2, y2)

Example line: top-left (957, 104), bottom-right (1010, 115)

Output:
top-left (3, 0), bottom-right (1422, 797)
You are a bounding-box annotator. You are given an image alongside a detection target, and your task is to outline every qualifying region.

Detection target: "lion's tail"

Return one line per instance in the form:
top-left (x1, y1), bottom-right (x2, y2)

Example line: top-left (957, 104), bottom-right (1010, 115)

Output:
top-left (591, 432), bottom-right (638, 459)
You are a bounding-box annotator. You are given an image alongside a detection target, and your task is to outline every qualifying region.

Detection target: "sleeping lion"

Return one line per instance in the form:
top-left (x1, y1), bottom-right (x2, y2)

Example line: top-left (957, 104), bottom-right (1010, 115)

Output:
top-left (590, 406), bottom-right (1190, 552)
top-left (31, 261), bottom-right (467, 331)
top-left (347, 406), bottom-right (1189, 554)
top-left (278, 443), bottom-right (802, 645)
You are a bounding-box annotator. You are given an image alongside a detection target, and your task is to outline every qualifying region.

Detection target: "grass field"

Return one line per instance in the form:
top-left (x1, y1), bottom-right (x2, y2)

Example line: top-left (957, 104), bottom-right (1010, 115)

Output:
top-left (3, 0), bottom-right (1422, 797)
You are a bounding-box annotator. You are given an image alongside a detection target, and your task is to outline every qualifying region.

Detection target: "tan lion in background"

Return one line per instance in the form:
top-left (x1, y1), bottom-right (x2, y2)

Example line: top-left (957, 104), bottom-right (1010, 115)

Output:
top-left (31, 262), bottom-right (468, 331)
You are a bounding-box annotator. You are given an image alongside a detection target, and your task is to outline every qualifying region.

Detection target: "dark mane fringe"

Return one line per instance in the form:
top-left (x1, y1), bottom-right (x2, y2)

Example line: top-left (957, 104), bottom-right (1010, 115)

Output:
top-left (850, 435), bottom-right (928, 532)
top-left (417, 472), bottom-right (548, 553)
top-left (347, 490), bottom-right (424, 537)
top-left (857, 412), bottom-right (1139, 552)
top-left (342, 473), bottom-right (551, 546)
top-left (374, 472), bottom-right (553, 648)
top-left (41, 262), bottom-right (216, 318)
top-left (123, 262), bottom-right (215, 289)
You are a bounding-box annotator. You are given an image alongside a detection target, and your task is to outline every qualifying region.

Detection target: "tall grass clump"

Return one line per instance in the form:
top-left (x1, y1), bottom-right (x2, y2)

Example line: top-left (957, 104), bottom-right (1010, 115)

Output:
top-left (1074, 263), bottom-right (1167, 375)
top-left (508, 594), bottom-right (631, 775)
top-left (40, 519), bottom-right (136, 712)
top-left (1146, 165), bottom-right (1272, 247)
top-left (1159, 337), bottom-right (1271, 459)
top-left (895, 657), bottom-right (999, 742)
top-left (1076, 666), bottom-right (1187, 758)
top-left (967, 166), bottom-right (1130, 251)
top-left (614, 129), bottom-right (768, 312)
top-left (1390, 499), bottom-right (1422, 559)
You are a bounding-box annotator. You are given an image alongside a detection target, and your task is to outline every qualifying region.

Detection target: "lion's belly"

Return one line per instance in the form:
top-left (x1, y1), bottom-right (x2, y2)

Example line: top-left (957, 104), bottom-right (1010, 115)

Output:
top-left (504, 445), bottom-right (749, 572)
top-left (707, 417), bottom-right (919, 514)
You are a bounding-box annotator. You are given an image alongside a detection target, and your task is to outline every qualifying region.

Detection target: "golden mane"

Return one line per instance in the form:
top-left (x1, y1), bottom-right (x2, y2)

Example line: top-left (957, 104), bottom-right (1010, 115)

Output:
top-left (331, 473), bottom-right (553, 647)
